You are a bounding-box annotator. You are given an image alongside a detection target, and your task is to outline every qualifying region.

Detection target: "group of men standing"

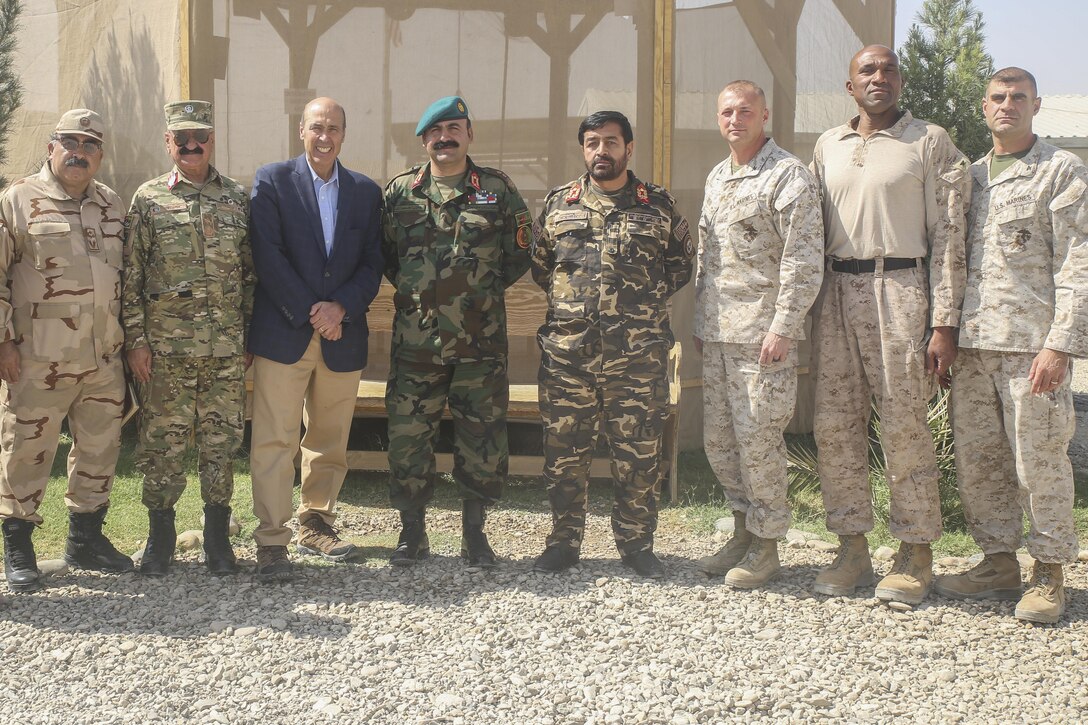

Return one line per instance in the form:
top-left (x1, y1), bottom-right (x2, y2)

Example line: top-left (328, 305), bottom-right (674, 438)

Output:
top-left (0, 44), bottom-right (1082, 624)
top-left (696, 47), bottom-right (1085, 625)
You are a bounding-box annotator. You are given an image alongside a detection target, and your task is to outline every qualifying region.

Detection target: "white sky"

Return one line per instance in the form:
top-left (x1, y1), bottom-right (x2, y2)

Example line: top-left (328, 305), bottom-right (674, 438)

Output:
top-left (895, 0), bottom-right (1085, 95)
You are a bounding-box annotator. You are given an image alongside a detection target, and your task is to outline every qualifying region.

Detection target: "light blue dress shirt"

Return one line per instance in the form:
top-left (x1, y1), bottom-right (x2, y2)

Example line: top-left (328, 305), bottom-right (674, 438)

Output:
top-left (307, 160), bottom-right (339, 257)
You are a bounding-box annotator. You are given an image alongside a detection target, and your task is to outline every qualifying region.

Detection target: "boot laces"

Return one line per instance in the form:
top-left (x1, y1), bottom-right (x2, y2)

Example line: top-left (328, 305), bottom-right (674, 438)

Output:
top-left (259, 546), bottom-right (289, 566)
top-left (890, 545), bottom-right (914, 575)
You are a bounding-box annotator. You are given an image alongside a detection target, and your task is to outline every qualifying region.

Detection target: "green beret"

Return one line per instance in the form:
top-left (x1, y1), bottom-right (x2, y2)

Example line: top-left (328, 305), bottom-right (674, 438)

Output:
top-left (415, 96), bottom-right (470, 136)
top-left (164, 100), bottom-right (213, 131)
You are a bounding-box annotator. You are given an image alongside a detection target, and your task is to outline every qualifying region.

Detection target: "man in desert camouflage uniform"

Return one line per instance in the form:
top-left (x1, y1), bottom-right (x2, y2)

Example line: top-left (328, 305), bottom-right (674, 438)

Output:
top-left (0, 109), bottom-right (133, 592)
top-left (383, 96), bottom-right (532, 568)
top-left (123, 100), bottom-right (254, 576)
top-left (809, 45), bottom-right (968, 605)
top-left (693, 81), bottom-right (824, 589)
top-left (531, 110), bottom-right (693, 579)
top-left (934, 68), bottom-right (1088, 624)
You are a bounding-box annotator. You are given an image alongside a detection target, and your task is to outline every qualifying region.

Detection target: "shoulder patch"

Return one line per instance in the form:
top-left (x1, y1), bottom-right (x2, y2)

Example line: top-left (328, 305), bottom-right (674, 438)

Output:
top-left (515, 209), bottom-right (532, 228)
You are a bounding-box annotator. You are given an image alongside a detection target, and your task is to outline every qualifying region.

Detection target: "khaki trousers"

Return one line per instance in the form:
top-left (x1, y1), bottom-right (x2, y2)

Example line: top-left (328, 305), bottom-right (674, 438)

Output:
top-left (250, 333), bottom-right (362, 547)
top-left (0, 360), bottom-right (124, 524)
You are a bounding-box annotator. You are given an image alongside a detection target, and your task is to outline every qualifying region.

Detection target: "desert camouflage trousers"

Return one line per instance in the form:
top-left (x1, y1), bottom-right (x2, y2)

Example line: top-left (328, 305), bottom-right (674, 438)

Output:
top-left (136, 355), bottom-right (245, 510)
top-left (0, 360), bottom-right (124, 524)
top-left (386, 357), bottom-right (509, 511)
top-left (812, 266), bottom-right (942, 542)
top-left (951, 348), bottom-right (1078, 563)
top-left (703, 342), bottom-right (797, 539)
top-left (540, 347), bottom-right (668, 554)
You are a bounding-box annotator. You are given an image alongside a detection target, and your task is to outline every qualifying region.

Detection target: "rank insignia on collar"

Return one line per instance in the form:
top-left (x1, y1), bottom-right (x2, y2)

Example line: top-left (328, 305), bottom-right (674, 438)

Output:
top-left (565, 182), bottom-right (582, 203)
top-left (635, 183), bottom-right (650, 204)
top-left (167, 170), bottom-right (180, 190)
top-left (411, 166), bottom-right (426, 189)
top-left (468, 170), bottom-right (482, 191)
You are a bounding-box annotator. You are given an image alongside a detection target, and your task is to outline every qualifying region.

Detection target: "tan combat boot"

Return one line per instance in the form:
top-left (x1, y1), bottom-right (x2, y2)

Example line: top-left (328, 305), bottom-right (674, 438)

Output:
top-left (875, 542), bottom-right (933, 605)
top-left (812, 534), bottom-right (875, 596)
top-left (724, 535), bottom-right (781, 589)
top-left (934, 552), bottom-right (1021, 600)
top-left (697, 511), bottom-right (752, 576)
top-left (1015, 562), bottom-right (1066, 624)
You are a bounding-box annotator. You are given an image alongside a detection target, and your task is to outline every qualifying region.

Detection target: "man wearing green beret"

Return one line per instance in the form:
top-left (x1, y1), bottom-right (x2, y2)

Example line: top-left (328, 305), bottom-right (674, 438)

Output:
top-left (122, 100), bottom-right (255, 576)
top-left (383, 96), bottom-right (533, 568)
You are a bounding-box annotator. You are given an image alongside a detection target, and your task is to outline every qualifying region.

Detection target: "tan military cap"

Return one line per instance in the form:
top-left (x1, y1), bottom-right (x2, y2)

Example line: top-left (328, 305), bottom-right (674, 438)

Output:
top-left (54, 109), bottom-right (105, 142)
top-left (164, 100), bottom-right (213, 131)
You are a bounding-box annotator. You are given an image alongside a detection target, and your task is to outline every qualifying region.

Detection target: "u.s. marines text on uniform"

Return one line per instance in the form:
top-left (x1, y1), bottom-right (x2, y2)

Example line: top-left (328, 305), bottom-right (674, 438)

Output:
top-left (935, 68), bottom-right (1088, 624)
top-left (694, 82), bottom-right (824, 589)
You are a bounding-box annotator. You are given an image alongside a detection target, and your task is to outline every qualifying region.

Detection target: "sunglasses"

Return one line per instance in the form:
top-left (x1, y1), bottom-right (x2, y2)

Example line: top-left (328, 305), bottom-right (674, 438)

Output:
top-left (56, 136), bottom-right (102, 154)
top-left (172, 129), bottom-right (211, 146)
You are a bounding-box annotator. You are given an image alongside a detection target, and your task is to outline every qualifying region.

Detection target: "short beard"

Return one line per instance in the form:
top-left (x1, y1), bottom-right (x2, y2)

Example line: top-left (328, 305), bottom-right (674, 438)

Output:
top-left (587, 156), bottom-right (626, 183)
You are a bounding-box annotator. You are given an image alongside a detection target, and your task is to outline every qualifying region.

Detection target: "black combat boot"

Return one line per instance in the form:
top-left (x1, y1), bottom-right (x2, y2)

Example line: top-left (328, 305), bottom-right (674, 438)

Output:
top-left (64, 508), bottom-right (135, 573)
top-left (2, 517), bottom-right (42, 592)
top-left (461, 499), bottom-right (497, 569)
top-left (139, 508), bottom-right (176, 576)
top-left (389, 509), bottom-right (429, 566)
top-left (202, 504), bottom-right (238, 575)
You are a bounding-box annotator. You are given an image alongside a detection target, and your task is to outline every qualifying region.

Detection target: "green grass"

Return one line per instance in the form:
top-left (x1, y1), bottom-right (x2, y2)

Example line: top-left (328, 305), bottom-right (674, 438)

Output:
top-left (5, 426), bottom-right (1087, 560)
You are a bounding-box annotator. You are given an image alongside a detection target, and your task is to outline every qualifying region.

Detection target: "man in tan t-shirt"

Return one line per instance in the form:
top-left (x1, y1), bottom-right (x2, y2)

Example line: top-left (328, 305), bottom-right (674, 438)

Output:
top-left (808, 45), bottom-right (968, 605)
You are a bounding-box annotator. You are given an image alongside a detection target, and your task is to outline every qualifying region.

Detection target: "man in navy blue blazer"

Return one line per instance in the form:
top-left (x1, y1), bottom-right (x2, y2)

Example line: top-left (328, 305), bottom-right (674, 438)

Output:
top-left (247, 97), bottom-right (383, 581)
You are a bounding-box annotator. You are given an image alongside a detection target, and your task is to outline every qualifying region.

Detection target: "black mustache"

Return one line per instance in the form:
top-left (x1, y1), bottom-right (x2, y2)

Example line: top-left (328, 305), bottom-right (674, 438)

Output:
top-left (593, 157), bottom-right (614, 165)
top-left (179, 147), bottom-right (204, 155)
top-left (64, 157), bottom-right (89, 168)
top-left (434, 141), bottom-right (459, 150)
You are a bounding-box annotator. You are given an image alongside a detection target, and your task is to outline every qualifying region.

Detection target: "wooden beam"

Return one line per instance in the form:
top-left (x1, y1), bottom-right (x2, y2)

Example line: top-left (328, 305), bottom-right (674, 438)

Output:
top-left (178, 0), bottom-right (191, 98)
top-left (652, 0), bottom-right (674, 187)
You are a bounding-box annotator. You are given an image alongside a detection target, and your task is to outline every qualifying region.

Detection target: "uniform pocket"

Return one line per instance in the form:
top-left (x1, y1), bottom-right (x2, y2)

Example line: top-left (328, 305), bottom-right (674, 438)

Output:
top-left (30, 302), bottom-right (81, 360)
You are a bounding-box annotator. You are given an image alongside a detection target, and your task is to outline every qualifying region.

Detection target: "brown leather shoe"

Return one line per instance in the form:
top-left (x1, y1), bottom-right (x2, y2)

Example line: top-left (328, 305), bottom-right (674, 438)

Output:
top-left (255, 545), bottom-right (293, 583)
top-left (297, 513), bottom-right (356, 562)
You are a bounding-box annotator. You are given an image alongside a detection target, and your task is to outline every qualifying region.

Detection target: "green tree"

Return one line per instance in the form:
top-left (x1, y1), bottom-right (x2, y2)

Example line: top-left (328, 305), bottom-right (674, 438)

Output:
top-left (898, 0), bottom-right (994, 160)
top-left (0, 0), bottom-right (23, 190)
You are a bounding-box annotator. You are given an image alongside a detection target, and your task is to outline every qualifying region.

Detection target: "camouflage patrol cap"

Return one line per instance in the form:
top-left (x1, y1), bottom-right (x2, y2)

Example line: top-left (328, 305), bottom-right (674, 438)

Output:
top-left (415, 96), bottom-right (470, 136)
top-left (164, 100), bottom-right (213, 131)
top-left (54, 109), bottom-right (105, 142)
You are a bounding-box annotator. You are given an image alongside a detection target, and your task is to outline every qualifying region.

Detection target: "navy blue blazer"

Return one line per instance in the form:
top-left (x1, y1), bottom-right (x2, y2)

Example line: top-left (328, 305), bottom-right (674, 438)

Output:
top-left (248, 155), bottom-right (383, 372)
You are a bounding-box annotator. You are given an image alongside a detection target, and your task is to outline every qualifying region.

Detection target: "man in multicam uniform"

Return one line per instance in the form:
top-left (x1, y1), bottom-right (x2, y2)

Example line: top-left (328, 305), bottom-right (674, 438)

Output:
top-left (809, 45), bottom-right (968, 605)
top-left (0, 109), bottom-right (133, 592)
top-left (934, 68), bottom-right (1088, 624)
top-left (531, 110), bottom-right (694, 579)
top-left (383, 96), bottom-right (532, 569)
top-left (123, 101), bottom-right (255, 576)
top-left (693, 81), bottom-right (824, 589)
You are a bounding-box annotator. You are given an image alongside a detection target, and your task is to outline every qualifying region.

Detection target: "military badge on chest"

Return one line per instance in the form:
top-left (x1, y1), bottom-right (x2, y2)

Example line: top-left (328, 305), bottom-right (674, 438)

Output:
top-left (468, 190), bottom-right (498, 205)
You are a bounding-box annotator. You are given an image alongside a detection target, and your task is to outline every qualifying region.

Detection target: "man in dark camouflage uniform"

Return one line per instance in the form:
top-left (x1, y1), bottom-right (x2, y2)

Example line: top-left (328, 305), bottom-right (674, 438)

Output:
top-left (123, 101), bottom-right (255, 576)
top-left (383, 96), bottom-right (532, 568)
top-left (0, 109), bottom-right (133, 592)
top-left (531, 111), bottom-right (694, 578)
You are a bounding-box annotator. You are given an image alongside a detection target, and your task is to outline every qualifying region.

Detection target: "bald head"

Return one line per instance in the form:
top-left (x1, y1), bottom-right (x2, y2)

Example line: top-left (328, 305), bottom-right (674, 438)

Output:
top-left (849, 45), bottom-right (898, 76)
top-left (303, 97), bottom-right (346, 129)
top-left (846, 44), bottom-right (903, 119)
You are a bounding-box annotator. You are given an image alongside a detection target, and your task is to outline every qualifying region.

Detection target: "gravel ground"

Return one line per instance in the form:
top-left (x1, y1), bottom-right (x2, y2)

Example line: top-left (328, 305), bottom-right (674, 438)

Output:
top-left (2, 507), bottom-right (1086, 725)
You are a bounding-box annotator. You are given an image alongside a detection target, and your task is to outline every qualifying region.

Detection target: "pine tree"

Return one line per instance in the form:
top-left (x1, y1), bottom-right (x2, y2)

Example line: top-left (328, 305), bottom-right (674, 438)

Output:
top-left (0, 0), bottom-right (23, 190)
top-left (898, 0), bottom-right (994, 160)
